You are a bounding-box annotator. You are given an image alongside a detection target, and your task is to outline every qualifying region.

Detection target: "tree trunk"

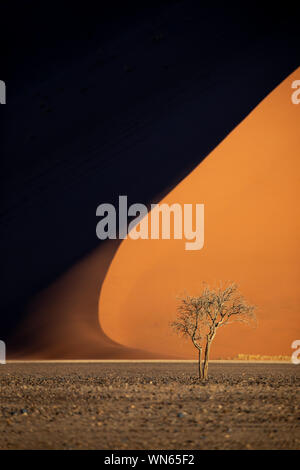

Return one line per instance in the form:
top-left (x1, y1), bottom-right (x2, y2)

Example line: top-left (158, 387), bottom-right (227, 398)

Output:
top-left (197, 348), bottom-right (203, 379)
top-left (202, 339), bottom-right (211, 380)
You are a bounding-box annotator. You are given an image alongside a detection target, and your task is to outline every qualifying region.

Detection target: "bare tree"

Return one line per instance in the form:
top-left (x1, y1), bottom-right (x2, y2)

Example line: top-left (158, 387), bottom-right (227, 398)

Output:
top-left (171, 283), bottom-right (256, 380)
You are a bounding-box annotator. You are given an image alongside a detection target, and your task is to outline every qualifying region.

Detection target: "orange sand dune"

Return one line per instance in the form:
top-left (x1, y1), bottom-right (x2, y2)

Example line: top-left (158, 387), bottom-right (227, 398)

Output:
top-left (99, 68), bottom-right (300, 358)
top-left (9, 70), bottom-right (299, 360)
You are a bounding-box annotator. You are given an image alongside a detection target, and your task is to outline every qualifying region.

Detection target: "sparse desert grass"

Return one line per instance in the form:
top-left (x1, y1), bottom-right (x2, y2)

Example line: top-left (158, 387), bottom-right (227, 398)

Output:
top-left (232, 354), bottom-right (291, 362)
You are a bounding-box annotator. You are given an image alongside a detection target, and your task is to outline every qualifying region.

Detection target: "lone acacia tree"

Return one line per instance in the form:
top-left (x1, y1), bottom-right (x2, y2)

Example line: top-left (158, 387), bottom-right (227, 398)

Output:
top-left (171, 283), bottom-right (256, 380)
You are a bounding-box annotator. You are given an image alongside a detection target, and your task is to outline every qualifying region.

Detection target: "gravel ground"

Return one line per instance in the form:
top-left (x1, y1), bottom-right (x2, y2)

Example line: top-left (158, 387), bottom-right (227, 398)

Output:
top-left (0, 362), bottom-right (299, 450)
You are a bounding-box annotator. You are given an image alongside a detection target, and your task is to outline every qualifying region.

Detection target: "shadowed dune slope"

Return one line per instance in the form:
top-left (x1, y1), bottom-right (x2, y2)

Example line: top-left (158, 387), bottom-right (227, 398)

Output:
top-left (8, 240), bottom-right (173, 359)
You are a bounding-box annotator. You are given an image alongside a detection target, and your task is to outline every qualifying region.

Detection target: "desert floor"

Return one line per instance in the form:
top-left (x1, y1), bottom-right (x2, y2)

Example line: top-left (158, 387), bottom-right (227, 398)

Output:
top-left (0, 362), bottom-right (299, 450)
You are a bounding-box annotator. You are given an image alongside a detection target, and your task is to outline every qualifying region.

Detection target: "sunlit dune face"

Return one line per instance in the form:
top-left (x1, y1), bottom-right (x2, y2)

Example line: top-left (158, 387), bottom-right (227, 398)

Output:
top-left (99, 69), bottom-right (300, 358)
